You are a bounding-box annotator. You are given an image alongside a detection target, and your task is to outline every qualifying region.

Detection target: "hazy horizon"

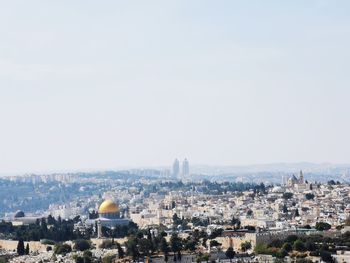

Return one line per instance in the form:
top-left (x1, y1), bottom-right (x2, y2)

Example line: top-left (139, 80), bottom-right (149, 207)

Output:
top-left (1, 1), bottom-right (350, 173)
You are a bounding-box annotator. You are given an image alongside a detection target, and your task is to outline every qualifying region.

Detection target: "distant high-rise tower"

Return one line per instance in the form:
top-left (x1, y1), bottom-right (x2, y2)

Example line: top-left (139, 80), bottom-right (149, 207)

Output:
top-left (172, 159), bottom-right (180, 178)
top-left (182, 158), bottom-right (190, 177)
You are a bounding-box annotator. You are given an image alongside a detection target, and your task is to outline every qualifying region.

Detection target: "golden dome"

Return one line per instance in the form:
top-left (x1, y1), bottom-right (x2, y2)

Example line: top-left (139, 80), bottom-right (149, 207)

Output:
top-left (98, 199), bottom-right (119, 214)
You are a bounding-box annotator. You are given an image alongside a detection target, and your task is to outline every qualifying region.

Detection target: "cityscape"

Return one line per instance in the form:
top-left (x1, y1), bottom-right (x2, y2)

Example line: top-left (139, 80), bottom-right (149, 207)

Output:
top-left (2, 1), bottom-right (350, 263)
top-left (1, 160), bottom-right (350, 262)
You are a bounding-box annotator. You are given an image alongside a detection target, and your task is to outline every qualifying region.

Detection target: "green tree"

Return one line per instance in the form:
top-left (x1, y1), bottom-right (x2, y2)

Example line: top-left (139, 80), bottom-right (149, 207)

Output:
top-left (116, 242), bottom-right (124, 258)
top-left (54, 243), bottom-right (72, 255)
top-left (139, 238), bottom-right (152, 257)
top-left (231, 216), bottom-right (241, 229)
top-left (173, 213), bottom-right (182, 225)
top-left (305, 193), bottom-right (315, 200)
top-left (184, 238), bottom-right (197, 252)
top-left (25, 243), bottom-right (30, 255)
top-left (126, 236), bottom-right (140, 261)
top-left (170, 233), bottom-right (182, 261)
top-left (320, 250), bottom-right (334, 263)
top-left (241, 241), bottom-right (252, 252)
top-left (294, 208), bottom-right (300, 217)
top-left (293, 240), bottom-right (305, 252)
top-left (41, 218), bottom-right (48, 233)
top-left (246, 210), bottom-right (253, 217)
top-left (209, 240), bottom-right (221, 248)
top-left (17, 239), bottom-right (25, 255)
top-left (83, 250), bottom-right (93, 263)
top-left (74, 239), bottom-right (91, 251)
top-left (160, 237), bottom-right (170, 255)
top-left (282, 242), bottom-right (292, 252)
top-left (282, 204), bottom-right (288, 214)
top-left (254, 243), bottom-right (270, 254)
top-left (283, 192), bottom-right (293, 200)
top-left (225, 247), bottom-right (235, 262)
top-left (315, 222), bottom-right (331, 231)
top-left (276, 249), bottom-right (288, 258)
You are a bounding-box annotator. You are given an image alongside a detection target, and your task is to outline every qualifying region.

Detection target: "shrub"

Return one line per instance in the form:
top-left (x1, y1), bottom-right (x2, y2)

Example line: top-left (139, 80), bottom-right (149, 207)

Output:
top-left (54, 243), bottom-right (72, 255)
top-left (74, 239), bottom-right (91, 251)
top-left (316, 222), bottom-right (331, 231)
top-left (99, 240), bottom-right (115, 249)
top-left (293, 240), bottom-right (305, 252)
top-left (41, 239), bottom-right (56, 245)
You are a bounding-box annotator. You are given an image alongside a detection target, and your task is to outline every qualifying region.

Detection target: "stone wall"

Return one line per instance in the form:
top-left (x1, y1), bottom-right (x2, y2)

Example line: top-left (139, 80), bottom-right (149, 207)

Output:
top-left (0, 240), bottom-right (48, 253)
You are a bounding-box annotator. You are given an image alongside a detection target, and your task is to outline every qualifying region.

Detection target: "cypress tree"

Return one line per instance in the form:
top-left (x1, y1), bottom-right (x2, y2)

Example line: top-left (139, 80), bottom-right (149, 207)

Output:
top-left (117, 242), bottom-right (124, 258)
top-left (25, 243), bottom-right (30, 255)
top-left (17, 239), bottom-right (25, 255)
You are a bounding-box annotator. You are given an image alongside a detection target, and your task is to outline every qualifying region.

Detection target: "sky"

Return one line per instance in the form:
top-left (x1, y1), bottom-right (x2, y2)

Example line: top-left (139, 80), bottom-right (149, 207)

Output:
top-left (1, 0), bottom-right (350, 174)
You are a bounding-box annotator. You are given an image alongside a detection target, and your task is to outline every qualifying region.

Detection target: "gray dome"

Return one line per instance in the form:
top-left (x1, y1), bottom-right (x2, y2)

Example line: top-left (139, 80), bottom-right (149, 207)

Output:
top-left (14, 210), bottom-right (25, 218)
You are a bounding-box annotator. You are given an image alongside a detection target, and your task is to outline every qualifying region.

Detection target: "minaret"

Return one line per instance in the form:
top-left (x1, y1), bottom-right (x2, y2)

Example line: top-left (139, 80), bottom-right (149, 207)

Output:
top-left (97, 220), bottom-right (102, 239)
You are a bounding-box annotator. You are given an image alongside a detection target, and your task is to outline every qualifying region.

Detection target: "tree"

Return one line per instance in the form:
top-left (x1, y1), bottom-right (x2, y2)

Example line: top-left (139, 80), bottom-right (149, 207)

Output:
top-left (74, 239), bottom-right (91, 251)
top-left (285, 235), bottom-right (298, 243)
top-left (116, 242), bottom-right (124, 258)
top-left (75, 256), bottom-right (84, 263)
top-left (173, 213), bottom-right (182, 226)
top-left (209, 228), bottom-right (223, 239)
top-left (54, 243), bottom-right (72, 255)
top-left (305, 240), bottom-right (316, 251)
top-left (241, 241), bottom-right (252, 252)
top-left (47, 215), bottom-right (56, 225)
top-left (25, 243), bottom-right (30, 255)
top-left (17, 239), bottom-right (25, 255)
top-left (184, 238), bottom-right (197, 252)
top-left (160, 238), bottom-right (169, 254)
top-left (246, 210), bottom-right (253, 217)
top-left (245, 225), bottom-right (256, 231)
top-left (225, 247), bottom-right (235, 262)
top-left (41, 218), bottom-right (48, 233)
top-left (320, 250), bottom-right (334, 263)
top-left (138, 238), bottom-right (152, 257)
top-left (276, 249), bottom-right (288, 258)
top-left (99, 240), bottom-right (115, 249)
top-left (83, 250), bottom-right (93, 263)
top-left (126, 236), bottom-right (140, 261)
top-left (305, 193), bottom-right (315, 200)
top-left (315, 222), bottom-right (331, 231)
top-left (293, 240), bottom-right (305, 252)
top-left (231, 216), bottom-right (241, 229)
top-left (209, 240), bottom-right (221, 248)
top-left (282, 204), bottom-right (288, 214)
top-left (283, 192), bottom-right (293, 200)
top-left (282, 242), bottom-right (292, 252)
top-left (328, 180), bottom-right (336, 185)
top-left (170, 233), bottom-right (182, 261)
top-left (254, 243), bottom-right (269, 254)
top-left (294, 208), bottom-right (300, 217)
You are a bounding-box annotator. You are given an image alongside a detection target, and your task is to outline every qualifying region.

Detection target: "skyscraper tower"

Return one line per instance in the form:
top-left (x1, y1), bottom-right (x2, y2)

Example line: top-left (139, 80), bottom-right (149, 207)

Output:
top-left (172, 158), bottom-right (180, 178)
top-left (182, 158), bottom-right (190, 177)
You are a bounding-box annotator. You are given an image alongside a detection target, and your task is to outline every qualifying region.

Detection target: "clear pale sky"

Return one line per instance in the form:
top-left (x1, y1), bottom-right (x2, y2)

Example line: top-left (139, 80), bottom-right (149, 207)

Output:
top-left (1, 1), bottom-right (350, 174)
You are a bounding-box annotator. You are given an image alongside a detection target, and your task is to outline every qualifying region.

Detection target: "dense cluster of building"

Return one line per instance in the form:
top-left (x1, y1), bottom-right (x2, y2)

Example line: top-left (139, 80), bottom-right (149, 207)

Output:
top-left (1, 167), bottom-right (350, 262)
